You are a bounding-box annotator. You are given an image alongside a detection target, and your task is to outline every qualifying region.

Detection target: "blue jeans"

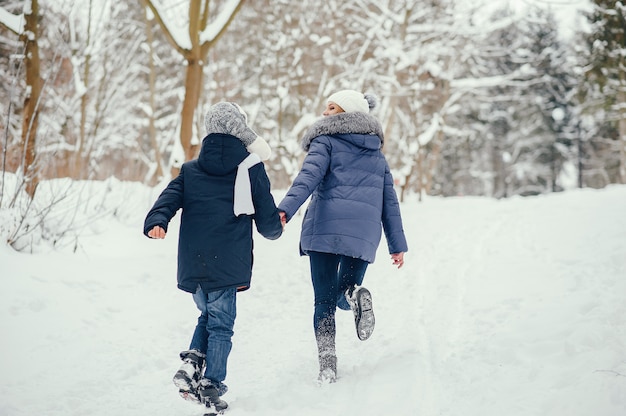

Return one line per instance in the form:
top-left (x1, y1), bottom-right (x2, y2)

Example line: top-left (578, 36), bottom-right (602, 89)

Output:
top-left (188, 286), bottom-right (236, 395)
top-left (308, 251), bottom-right (369, 335)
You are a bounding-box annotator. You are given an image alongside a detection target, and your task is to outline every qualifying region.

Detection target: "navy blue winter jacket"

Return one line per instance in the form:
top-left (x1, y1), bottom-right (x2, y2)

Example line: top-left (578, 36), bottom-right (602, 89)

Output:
top-left (278, 112), bottom-right (408, 263)
top-left (144, 133), bottom-right (282, 293)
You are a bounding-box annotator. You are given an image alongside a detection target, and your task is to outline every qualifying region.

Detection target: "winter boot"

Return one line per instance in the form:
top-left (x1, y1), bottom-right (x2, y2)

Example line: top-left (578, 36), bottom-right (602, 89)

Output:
top-left (198, 378), bottom-right (229, 415)
top-left (173, 349), bottom-right (205, 403)
top-left (346, 286), bottom-right (375, 341)
top-left (318, 352), bottom-right (337, 384)
top-left (316, 329), bottom-right (337, 383)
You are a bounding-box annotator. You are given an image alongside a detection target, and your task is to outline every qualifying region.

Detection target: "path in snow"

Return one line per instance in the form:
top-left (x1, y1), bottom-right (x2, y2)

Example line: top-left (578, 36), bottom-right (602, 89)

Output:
top-left (1, 185), bottom-right (625, 416)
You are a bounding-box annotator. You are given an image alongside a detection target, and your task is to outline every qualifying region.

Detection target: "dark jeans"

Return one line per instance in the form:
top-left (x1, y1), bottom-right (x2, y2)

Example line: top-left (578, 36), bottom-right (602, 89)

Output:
top-left (308, 251), bottom-right (369, 336)
top-left (188, 286), bottom-right (236, 395)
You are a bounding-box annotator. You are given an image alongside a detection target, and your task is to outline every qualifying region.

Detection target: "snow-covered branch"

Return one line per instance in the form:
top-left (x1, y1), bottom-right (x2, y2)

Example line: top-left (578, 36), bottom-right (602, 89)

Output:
top-left (0, 6), bottom-right (25, 34)
top-left (451, 65), bottom-right (535, 90)
top-left (141, 0), bottom-right (191, 52)
top-left (416, 114), bottom-right (441, 147)
top-left (200, 0), bottom-right (245, 45)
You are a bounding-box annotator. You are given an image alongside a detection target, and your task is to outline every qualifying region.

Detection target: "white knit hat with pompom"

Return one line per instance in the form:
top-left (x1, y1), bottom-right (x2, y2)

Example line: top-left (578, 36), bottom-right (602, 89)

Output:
top-left (326, 89), bottom-right (377, 114)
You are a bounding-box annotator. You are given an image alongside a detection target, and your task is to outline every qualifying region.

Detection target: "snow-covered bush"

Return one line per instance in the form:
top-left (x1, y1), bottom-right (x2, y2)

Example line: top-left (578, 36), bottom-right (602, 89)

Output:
top-left (0, 173), bottom-right (155, 252)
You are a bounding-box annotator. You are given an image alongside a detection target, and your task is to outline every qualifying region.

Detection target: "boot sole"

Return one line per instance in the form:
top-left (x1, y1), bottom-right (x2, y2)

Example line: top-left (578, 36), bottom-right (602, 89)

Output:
top-left (173, 370), bottom-right (196, 391)
top-left (354, 287), bottom-right (375, 341)
top-left (178, 389), bottom-right (201, 403)
top-left (173, 370), bottom-right (202, 403)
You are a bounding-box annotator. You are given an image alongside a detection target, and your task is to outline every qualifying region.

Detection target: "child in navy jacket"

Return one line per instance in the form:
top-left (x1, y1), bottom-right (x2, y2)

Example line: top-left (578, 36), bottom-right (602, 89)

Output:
top-left (144, 102), bottom-right (282, 413)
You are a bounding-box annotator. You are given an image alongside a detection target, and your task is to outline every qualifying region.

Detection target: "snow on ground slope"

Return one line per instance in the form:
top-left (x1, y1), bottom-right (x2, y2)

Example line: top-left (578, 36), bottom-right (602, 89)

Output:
top-left (1, 184), bottom-right (625, 416)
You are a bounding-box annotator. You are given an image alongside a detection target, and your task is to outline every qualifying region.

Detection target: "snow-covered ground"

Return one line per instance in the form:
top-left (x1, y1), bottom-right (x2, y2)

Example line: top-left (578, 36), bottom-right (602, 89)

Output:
top-left (1, 182), bottom-right (625, 416)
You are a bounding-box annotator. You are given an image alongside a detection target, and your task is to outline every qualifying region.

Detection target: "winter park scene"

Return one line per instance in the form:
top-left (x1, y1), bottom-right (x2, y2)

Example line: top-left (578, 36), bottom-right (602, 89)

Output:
top-left (1, 1), bottom-right (626, 416)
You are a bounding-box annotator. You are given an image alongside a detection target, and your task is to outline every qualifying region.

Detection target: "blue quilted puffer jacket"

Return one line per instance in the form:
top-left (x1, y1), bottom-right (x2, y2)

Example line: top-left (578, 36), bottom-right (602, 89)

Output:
top-left (278, 112), bottom-right (408, 263)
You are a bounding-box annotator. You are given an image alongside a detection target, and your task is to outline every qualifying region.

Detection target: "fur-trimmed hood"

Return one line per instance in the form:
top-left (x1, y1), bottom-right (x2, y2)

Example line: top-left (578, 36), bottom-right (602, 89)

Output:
top-left (301, 112), bottom-right (384, 151)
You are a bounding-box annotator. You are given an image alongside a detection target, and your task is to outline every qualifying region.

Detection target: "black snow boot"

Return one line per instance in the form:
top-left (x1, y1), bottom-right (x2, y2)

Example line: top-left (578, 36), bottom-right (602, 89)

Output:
top-left (173, 349), bottom-right (205, 403)
top-left (198, 378), bottom-right (229, 415)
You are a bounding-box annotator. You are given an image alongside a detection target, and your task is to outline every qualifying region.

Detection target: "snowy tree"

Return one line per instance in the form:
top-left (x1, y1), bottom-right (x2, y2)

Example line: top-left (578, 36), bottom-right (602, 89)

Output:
top-left (0, 2), bottom-right (23, 191)
top-left (209, 0), bottom-right (350, 188)
top-left (524, 9), bottom-right (579, 193)
top-left (580, 0), bottom-right (626, 186)
top-left (92, 1), bottom-right (182, 183)
top-left (350, 1), bottom-right (532, 199)
top-left (480, 6), bottom-right (578, 196)
top-left (205, 0), bottom-right (399, 187)
top-left (0, 0), bottom-right (42, 198)
top-left (0, 1), bottom-right (142, 250)
top-left (433, 5), bottom-right (579, 198)
top-left (35, 1), bottom-right (160, 182)
top-left (1, 0), bottom-right (619, 202)
top-left (140, 0), bottom-right (246, 167)
top-left (360, 0), bottom-right (477, 200)
top-left (202, 0), bottom-right (585, 199)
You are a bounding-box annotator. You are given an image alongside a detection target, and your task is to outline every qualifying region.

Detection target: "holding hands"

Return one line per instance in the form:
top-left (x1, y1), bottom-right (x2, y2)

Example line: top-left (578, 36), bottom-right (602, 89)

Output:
top-left (279, 209), bottom-right (404, 269)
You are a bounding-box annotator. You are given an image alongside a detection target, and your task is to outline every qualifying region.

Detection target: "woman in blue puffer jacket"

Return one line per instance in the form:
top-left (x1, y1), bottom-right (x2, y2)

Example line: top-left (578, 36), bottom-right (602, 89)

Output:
top-left (278, 90), bottom-right (408, 383)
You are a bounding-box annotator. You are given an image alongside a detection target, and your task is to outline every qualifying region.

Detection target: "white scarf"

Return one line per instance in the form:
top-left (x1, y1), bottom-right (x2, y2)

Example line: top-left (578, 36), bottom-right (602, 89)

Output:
top-left (233, 153), bottom-right (262, 216)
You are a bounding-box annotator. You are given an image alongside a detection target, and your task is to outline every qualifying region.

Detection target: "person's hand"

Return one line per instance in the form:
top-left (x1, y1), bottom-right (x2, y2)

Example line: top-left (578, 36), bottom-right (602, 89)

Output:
top-left (148, 226), bottom-right (166, 239)
top-left (391, 252), bottom-right (404, 269)
top-left (279, 211), bottom-right (287, 228)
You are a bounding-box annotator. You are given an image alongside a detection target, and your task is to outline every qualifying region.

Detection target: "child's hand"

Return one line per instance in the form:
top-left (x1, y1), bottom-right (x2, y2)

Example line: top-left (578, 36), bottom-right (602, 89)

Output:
top-left (391, 252), bottom-right (404, 269)
top-left (148, 226), bottom-right (166, 239)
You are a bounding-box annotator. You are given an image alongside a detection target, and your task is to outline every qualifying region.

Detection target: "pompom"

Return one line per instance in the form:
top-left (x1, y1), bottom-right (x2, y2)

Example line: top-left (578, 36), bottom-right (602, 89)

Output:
top-left (364, 93), bottom-right (378, 112)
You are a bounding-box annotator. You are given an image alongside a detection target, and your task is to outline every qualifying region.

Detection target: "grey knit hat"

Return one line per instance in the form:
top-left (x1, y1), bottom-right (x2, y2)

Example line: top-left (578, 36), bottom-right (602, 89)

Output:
top-left (204, 102), bottom-right (271, 160)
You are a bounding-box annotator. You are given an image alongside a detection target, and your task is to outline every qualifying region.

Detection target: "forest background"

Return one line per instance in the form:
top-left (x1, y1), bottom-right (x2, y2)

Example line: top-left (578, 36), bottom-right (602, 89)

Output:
top-left (0, 0), bottom-right (624, 250)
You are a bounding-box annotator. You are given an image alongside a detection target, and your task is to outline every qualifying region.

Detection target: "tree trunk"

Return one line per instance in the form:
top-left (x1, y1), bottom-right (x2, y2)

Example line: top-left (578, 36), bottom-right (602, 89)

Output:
top-left (416, 148), bottom-right (425, 202)
top-left (73, 0), bottom-right (93, 179)
top-left (618, 81), bottom-right (626, 184)
top-left (181, 58), bottom-right (204, 161)
top-left (141, 0), bottom-right (246, 169)
top-left (400, 159), bottom-right (417, 203)
top-left (577, 128), bottom-right (584, 189)
top-left (143, 6), bottom-right (163, 184)
top-left (424, 127), bottom-right (444, 195)
top-left (491, 114), bottom-right (509, 198)
top-left (20, 0), bottom-right (42, 198)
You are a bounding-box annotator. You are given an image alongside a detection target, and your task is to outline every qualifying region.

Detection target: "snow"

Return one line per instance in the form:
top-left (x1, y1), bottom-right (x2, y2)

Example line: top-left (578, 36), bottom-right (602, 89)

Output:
top-left (0, 6), bottom-right (24, 34)
top-left (490, 0), bottom-right (592, 40)
top-left (145, 0), bottom-right (192, 50)
top-left (141, 0), bottom-right (243, 50)
top-left (200, 0), bottom-right (242, 44)
top-left (417, 115), bottom-right (440, 147)
top-left (1, 182), bottom-right (626, 416)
